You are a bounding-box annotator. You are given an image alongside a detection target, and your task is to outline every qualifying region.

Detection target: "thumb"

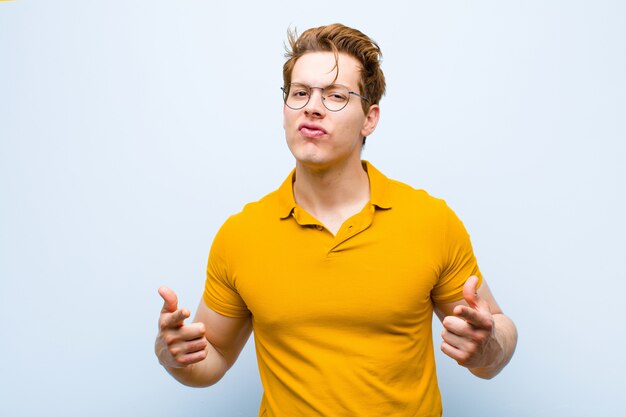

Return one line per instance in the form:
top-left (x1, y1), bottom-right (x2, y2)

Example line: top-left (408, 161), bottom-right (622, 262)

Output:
top-left (462, 276), bottom-right (482, 310)
top-left (158, 286), bottom-right (178, 313)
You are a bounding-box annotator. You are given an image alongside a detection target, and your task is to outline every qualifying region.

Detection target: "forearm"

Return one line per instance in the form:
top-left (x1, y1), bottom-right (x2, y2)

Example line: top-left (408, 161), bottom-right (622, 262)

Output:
top-left (161, 342), bottom-right (229, 388)
top-left (469, 313), bottom-right (518, 379)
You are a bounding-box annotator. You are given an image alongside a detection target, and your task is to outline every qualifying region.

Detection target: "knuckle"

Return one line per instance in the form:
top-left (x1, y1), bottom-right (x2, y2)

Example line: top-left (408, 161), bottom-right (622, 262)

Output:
top-left (172, 311), bottom-right (183, 323)
top-left (188, 324), bottom-right (202, 337)
top-left (174, 349), bottom-right (189, 361)
top-left (164, 334), bottom-right (177, 346)
top-left (194, 339), bottom-right (208, 351)
top-left (475, 332), bottom-right (488, 344)
top-left (178, 355), bottom-right (195, 366)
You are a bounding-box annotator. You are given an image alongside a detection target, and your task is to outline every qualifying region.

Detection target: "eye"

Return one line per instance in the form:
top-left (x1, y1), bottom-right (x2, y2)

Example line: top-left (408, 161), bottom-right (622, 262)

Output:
top-left (324, 87), bottom-right (348, 102)
top-left (290, 85), bottom-right (310, 98)
top-left (330, 93), bottom-right (347, 100)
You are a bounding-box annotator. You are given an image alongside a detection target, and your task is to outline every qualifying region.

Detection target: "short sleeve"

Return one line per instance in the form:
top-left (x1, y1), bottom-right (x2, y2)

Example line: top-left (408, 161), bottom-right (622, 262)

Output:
top-left (203, 220), bottom-right (251, 318)
top-left (431, 202), bottom-right (483, 304)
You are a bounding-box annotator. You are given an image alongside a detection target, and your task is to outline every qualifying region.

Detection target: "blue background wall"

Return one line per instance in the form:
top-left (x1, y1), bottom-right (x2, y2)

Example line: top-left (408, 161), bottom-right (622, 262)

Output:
top-left (1, 1), bottom-right (624, 416)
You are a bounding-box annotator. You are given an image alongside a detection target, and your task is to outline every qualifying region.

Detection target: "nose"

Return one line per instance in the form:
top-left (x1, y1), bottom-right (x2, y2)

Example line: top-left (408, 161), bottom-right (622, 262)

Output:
top-left (303, 87), bottom-right (325, 118)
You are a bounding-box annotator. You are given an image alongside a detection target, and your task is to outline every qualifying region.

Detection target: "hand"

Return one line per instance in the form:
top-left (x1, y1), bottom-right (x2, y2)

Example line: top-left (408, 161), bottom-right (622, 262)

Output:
top-left (440, 276), bottom-right (499, 369)
top-left (155, 286), bottom-right (209, 368)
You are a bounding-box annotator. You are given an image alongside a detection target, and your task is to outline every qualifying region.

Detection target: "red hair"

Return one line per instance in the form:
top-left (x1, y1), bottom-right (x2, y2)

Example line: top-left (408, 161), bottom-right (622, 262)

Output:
top-left (283, 23), bottom-right (386, 114)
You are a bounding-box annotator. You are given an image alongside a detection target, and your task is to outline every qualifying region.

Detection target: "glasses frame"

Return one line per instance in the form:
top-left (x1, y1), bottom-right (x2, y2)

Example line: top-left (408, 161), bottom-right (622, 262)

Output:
top-left (281, 83), bottom-right (370, 112)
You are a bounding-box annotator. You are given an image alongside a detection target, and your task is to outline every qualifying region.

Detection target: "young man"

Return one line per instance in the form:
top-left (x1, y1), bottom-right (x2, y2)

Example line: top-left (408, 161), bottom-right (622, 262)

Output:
top-left (155, 24), bottom-right (517, 417)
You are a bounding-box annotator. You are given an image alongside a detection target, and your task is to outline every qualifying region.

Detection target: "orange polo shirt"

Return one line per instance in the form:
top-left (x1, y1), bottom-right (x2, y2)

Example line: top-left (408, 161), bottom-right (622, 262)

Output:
top-left (204, 161), bottom-right (482, 417)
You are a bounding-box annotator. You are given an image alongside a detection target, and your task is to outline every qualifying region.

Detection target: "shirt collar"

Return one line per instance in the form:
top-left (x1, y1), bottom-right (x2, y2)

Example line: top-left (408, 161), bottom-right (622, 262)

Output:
top-left (277, 168), bottom-right (297, 219)
top-left (364, 160), bottom-right (393, 210)
top-left (277, 160), bottom-right (392, 220)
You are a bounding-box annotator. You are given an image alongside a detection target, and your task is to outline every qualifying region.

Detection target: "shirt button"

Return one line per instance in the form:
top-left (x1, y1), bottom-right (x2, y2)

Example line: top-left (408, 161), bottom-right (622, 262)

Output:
top-left (315, 225), bottom-right (323, 231)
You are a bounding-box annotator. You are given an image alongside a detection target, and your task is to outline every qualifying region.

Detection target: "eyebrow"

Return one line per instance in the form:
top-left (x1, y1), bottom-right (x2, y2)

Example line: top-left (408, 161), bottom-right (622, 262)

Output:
top-left (290, 82), bottom-right (356, 90)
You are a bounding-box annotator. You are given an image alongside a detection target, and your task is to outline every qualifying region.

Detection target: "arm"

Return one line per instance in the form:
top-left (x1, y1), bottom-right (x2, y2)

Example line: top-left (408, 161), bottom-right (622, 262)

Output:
top-left (434, 277), bottom-right (517, 379)
top-left (154, 286), bottom-right (252, 387)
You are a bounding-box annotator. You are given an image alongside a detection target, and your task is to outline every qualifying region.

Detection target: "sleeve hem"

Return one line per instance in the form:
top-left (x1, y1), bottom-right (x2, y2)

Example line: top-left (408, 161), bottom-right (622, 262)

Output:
top-left (203, 292), bottom-right (251, 318)
top-left (431, 273), bottom-right (483, 304)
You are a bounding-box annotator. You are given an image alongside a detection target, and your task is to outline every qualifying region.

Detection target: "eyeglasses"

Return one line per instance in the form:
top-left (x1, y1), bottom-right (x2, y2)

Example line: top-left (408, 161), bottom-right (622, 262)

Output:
top-left (281, 83), bottom-right (369, 112)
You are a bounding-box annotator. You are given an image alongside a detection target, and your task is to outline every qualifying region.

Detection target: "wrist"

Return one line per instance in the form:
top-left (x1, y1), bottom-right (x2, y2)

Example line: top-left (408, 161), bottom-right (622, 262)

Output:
top-left (468, 336), bottom-right (504, 379)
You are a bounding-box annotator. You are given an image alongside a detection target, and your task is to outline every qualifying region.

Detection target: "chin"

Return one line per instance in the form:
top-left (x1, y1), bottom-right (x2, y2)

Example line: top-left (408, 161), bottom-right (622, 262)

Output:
top-left (288, 139), bottom-right (323, 162)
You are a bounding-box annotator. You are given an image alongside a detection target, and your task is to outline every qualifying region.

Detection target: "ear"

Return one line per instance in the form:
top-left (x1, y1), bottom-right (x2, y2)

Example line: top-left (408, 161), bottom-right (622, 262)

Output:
top-left (360, 104), bottom-right (380, 138)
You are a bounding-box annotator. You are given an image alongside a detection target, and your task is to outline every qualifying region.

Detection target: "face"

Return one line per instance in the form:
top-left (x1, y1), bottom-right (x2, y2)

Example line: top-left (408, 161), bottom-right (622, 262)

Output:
top-left (283, 52), bottom-right (379, 171)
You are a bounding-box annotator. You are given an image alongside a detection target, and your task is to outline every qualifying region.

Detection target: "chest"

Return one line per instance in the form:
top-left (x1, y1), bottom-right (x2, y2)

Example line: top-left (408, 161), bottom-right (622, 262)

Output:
top-left (231, 215), bottom-right (444, 333)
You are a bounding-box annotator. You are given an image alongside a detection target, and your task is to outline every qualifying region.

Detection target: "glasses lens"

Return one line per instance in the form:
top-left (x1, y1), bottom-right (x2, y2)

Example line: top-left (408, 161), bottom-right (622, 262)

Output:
top-left (285, 84), bottom-right (310, 110)
top-left (322, 85), bottom-right (350, 111)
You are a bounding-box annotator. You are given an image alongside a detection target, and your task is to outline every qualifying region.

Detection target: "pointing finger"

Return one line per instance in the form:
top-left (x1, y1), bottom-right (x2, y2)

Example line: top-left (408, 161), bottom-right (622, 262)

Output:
top-left (160, 308), bottom-right (191, 330)
top-left (171, 308), bottom-right (190, 325)
top-left (453, 305), bottom-right (492, 330)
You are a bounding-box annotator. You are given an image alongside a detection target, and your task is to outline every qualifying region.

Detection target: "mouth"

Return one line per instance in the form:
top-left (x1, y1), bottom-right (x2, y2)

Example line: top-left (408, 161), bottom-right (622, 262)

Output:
top-left (298, 123), bottom-right (327, 139)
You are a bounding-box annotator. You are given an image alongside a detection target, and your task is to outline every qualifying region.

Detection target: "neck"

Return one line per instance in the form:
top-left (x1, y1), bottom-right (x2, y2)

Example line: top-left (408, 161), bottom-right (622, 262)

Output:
top-left (293, 158), bottom-right (370, 223)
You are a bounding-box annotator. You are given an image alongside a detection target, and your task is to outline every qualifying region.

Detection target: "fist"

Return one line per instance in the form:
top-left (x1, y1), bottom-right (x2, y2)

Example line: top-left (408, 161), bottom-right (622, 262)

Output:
top-left (155, 286), bottom-right (209, 368)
